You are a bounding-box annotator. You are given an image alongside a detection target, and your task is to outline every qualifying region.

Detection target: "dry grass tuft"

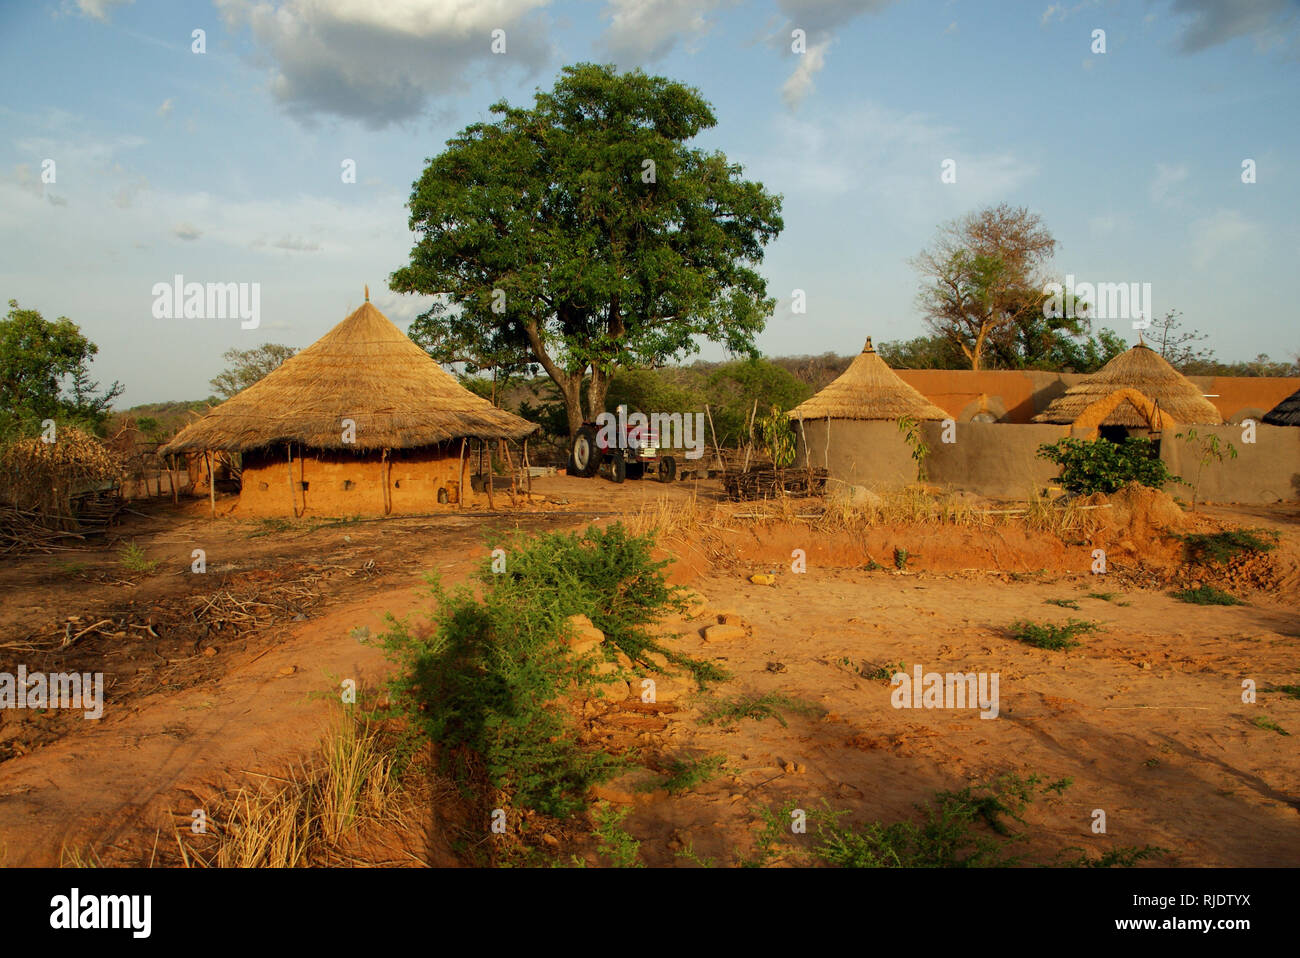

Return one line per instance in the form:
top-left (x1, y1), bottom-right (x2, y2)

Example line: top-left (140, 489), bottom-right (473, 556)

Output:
top-left (178, 710), bottom-right (397, 868)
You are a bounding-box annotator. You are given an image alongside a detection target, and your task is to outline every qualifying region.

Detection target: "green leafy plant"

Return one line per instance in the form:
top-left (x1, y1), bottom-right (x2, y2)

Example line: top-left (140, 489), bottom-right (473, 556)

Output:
top-left (592, 802), bottom-right (643, 867)
top-left (1008, 618), bottom-right (1100, 650)
top-left (861, 661), bottom-right (907, 682)
top-left (1086, 591), bottom-right (1118, 602)
top-left (117, 540), bottom-right (159, 573)
top-left (1176, 428), bottom-right (1237, 512)
top-left (368, 523), bottom-right (687, 818)
top-left (1179, 529), bottom-right (1278, 565)
top-left (893, 546), bottom-right (910, 570)
top-left (757, 404), bottom-right (797, 467)
top-left (1172, 585), bottom-right (1243, 606)
top-left (1036, 437), bottom-right (1178, 495)
top-left (896, 415), bottom-right (931, 481)
top-left (1045, 598), bottom-right (1080, 609)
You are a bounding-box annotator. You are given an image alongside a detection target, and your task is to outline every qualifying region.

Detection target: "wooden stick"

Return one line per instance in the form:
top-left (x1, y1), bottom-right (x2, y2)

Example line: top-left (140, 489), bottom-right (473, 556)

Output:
top-left (166, 455), bottom-right (178, 505)
top-left (206, 450), bottom-right (215, 519)
top-left (286, 443), bottom-right (298, 518)
top-left (481, 440), bottom-right (495, 510)
top-left (381, 448), bottom-right (391, 516)
top-left (457, 437), bottom-right (466, 509)
top-left (502, 440), bottom-right (518, 507)
top-left (522, 439), bottom-right (532, 496)
top-left (704, 404), bottom-right (725, 472)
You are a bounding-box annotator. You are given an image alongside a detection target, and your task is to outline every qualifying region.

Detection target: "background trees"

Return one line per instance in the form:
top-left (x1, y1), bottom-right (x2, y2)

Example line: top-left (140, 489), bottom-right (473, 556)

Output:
top-left (0, 299), bottom-right (122, 439)
top-left (209, 343), bottom-right (298, 399)
top-left (391, 63), bottom-right (784, 436)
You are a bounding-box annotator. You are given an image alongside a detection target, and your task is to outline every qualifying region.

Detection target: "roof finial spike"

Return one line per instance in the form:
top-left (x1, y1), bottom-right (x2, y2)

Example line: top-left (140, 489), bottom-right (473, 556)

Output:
top-left (364, 284), bottom-right (370, 302)
top-left (863, 336), bottom-right (874, 353)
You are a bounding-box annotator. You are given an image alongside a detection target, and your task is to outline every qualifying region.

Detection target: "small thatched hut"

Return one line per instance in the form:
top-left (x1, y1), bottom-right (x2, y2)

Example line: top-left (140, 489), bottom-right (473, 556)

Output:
top-left (787, 336), bottom-right (951, 486)
top-left (1032, 342), bottom-right (1222, 429)
top-left (788, 337), bottom-right (950, 423)
top-left (161, 295), bottom-right (537, 517)
top-left (1262, 387), bottom-right (1300, 427)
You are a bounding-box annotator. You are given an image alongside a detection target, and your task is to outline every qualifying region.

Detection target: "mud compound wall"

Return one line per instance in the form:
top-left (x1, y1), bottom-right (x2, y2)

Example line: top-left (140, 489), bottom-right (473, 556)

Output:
top-left (895, 370), bottom-right (1300, 426)
top-left (796, 420), bottom-right (915, 487)
top-left (921, 422), bottom-right (1070, 497)
top-left (238, 444), bottom-right (471, 517)
top-left (1159, 424), bottom-right (1300, 504)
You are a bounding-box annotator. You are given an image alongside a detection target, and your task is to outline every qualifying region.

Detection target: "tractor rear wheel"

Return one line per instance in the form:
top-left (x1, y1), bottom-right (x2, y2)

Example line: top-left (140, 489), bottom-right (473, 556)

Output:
top-left (569, 425), bottom-right (600, 478)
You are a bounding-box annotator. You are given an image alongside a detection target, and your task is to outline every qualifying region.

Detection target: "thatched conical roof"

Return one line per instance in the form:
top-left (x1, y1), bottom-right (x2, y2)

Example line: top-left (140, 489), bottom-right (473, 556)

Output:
top-left (161, 299), bottom-right (538, 454)
top-left (1032, 342), bottom-right (1222, 426)
top-left (1262, 387), bottom-right (1300, 426)
top-left (787, 337), bottom-right (949, 421)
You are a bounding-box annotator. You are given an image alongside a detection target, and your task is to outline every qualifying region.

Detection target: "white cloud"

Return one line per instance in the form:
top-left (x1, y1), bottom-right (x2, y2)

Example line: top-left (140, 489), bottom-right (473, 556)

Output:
top-left (781, 39), bottom-right (829, 109)
top-left (75, 0), bottom-right (134, 21)
top-left (214, 0), bottom-right (554, 128)
top-left (772, 0), bottom-right (895, 110)
top-left (1150, 162), bottom-right (1189, 206)
top-left (173, 223), bottom-right (202, 241)
top-left (599, 0), bottom-right (728, 63)
top-left (157, 98), bottom-right (174, 119)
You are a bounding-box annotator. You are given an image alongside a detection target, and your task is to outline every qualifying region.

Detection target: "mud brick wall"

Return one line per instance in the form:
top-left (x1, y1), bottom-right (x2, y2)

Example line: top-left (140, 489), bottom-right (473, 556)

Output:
top-left (1159, 424), bottom-right (1300, 504)
top-left (922, 422), bottom-right (1070, 498)
top-left (238, 444), bottom-right (471, 517)
top-left (895, 370), bottom-right (1299, 426)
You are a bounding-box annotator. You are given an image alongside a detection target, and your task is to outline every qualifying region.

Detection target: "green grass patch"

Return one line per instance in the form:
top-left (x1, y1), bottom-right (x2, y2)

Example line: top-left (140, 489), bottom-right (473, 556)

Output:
top-left (1171, 585), bottom-right (1243, 606)
top-left (1252, 716), bottom-right (1290, 736)
top-left (746, 773), bottom-right (1164, 868)
top-left (656, 755), bottom-right (726, 795)
top-left (699, 692), bottom-right (826, 729)
top-left (1045, 598), bottom-right (1080, 609)
top-left (861, 661), bottom-right (907, 682)
top-left (1008, 618), bottom-right (1101, 651)
top-left (1180, 529), bottom-right (1278, 565)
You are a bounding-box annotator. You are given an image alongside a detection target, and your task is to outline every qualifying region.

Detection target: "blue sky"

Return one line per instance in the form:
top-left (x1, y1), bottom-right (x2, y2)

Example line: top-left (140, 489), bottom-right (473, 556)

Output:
top-left (2, 0), bottom-right (1297, 405)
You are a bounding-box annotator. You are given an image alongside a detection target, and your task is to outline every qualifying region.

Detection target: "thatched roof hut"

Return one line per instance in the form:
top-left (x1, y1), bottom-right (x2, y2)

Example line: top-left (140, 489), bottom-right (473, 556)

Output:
top-left (1262, 387), bottom-right (1300, 427)
top-left (1032, 342), bottom-right (1222, 427)
top-left (1069, 387), bottom-right (1179, 439)
top-left (162, 298), bottom-right (537, 456)
top-left (788, 337), bottom-right (949, 422)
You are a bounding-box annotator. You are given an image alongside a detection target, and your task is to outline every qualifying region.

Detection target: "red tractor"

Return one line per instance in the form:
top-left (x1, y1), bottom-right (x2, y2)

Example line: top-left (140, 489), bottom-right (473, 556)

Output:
top-left (568, 409), bottom-right (677, 483)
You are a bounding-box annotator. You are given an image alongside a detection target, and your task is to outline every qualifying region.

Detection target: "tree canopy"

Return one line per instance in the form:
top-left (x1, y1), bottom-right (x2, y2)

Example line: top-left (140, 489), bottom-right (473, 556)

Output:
top-left (209, 343), bottom-right (297, 399)
top-left (0, 299), bottom-right (122, 439)
top-left (391, 62), bottom-right (784, 435)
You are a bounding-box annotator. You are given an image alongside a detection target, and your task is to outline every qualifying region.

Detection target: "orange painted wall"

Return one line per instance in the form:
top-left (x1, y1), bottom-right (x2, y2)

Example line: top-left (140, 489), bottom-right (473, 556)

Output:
top-left (237, 445), bottom-right (471, 518)
top-left (895, 370), bottom-right (1299, 424)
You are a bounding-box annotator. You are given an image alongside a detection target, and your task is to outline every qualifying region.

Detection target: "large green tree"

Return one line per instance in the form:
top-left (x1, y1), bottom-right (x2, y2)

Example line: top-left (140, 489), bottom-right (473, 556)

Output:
top-left (391, 63), bottom-right (784, 436)
top-left (210, 343), bottom-right (297, 399)
top-left (911, 204), bottom-right (1057, 371)
top-left (0, 299), bottom-right (122, 438)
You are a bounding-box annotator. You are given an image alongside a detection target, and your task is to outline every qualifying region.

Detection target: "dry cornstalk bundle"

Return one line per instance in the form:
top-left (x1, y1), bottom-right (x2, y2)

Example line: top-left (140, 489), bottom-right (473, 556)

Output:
top-left (0, 427), bottom-right (125, 532)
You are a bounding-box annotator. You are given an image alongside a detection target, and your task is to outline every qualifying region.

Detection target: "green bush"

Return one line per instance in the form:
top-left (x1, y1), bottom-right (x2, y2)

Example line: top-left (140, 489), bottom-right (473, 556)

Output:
top-left (1036, 437), bottom-right (1178, 495)
top-left (369, 523), bottom-right (685, 817)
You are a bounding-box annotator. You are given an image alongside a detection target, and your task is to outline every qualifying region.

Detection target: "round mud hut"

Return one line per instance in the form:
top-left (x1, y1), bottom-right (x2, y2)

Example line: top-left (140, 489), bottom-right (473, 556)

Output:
top-left (1262, 386), bottom-right (1300, 427)
top-left (161, 296), bottom-right (538, 518)
top-left (787, 336), bottom-right (950, 487)
top-left (1032, 341), bottom-right (1223, 436)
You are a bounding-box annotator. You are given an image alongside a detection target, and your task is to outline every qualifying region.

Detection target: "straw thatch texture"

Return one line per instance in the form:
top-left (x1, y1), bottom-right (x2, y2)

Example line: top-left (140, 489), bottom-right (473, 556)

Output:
top-left (1262, 387), bottom-right (1300, 427)
top-left (787, 338), bottom-right (949, 422)
top-left (1069, 388), bottom-right (1178, 439)
top-left (161, 302), bottom-right (538, 454)
top-left (1032, 343), bottom-right (1222, 426)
